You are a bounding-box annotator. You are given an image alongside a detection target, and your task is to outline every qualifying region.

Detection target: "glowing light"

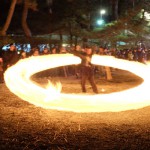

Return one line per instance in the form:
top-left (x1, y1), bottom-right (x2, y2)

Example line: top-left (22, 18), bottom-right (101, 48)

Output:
top-left (62, 43), bottom-right (68, 47)
top-left (4, 54), bottom-right (150, 112)
top-left (97, 9), bottom-right (106, 26)
top-left (97, 19), bottom-right (105, 25)
top-left (144, 12), bottom-right (150, 20)
top-left (100, 10), bottom-right (106, 15)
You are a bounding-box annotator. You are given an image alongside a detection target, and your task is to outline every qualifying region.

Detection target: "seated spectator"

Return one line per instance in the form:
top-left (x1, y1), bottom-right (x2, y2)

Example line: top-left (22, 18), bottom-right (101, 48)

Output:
top-left (51, 47), bottom-right (57, 54)
top-left (59, 46), bottom-right (67, 54)
top-left (20, 51), bottom-right (28, 59)
top-left (32, 48), bottom-right (40, 56)
top-left (41, 47), bottom-right (50, 55)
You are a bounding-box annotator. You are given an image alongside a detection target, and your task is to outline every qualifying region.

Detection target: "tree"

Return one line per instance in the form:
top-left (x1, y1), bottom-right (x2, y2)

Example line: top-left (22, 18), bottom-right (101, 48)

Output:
top-left (0, 0), bottom-right (17, 36)
top-left (90, 0), bottom-right (150, 48)
top-left (110, 0), bottom-right (119, 21)
top-left (46, 0), bottom-right (53, 14)
top-left (22, 0), bottom-right (37, 37)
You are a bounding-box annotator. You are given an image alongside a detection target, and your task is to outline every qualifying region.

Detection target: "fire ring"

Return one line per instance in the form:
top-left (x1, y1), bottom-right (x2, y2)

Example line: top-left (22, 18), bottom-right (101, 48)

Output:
top-left (4, 54), bottom-right (150, 112)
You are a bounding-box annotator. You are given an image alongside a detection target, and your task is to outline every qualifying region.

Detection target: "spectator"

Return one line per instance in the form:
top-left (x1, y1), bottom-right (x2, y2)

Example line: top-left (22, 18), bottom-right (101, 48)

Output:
top-left (111, 48), bottom-right (117, 57)
top-left (51, 47), bottom-right (57, 54)
top-left (59, 46), bottom-right (67, 54)
top-left (133, 48), bottom-right (138, 61)
top-left (20, 51), bottom-right (27, 59)
top-left (99, 47), bottom-right (105, 55)
top-left (141, 49), bottom-right (147, 64)
top-left (120, 49), bottom-right (126, 59)
top-left (2, 43), bottom-right (19, 72)
top-left (41, 47), bottom-right (50, 55)
top-left (127, 50), bottom-right (134, 61)
top-left (32, 48), bottom-right (40, 56)
top-left (137, 48), bottom-right (147, 63)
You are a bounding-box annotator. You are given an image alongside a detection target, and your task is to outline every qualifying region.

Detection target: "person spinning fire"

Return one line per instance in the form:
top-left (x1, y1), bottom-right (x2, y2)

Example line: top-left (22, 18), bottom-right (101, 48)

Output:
top-left (70, 46), bottom-right (99, 94)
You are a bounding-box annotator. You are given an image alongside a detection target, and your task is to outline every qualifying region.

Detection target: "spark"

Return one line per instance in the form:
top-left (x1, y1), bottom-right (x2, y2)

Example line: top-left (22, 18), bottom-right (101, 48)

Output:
top-left (4, 54), bottom-right (150, 112)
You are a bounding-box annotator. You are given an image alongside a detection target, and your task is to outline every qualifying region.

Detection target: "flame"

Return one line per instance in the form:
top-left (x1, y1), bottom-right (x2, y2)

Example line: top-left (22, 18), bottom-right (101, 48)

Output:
top-left (44, 80), bottom-right (62, 102)
top-left (4, 54), bottom-right (150, 112)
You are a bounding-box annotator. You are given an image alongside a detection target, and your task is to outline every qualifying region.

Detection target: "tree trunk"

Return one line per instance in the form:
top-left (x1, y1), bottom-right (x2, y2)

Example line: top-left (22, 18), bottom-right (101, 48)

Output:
top-left (47, 0), bottom-right (53, 14)
top-left (68, 22), bottom-right (73, 46)
top-left (22, 1), bottom-right (32, 37)
top-left (75, 36), bottom-right (78, 47)
top-left (0, 0), bottom-right (17, 36)
top-left (110, 0), bottom-right (119, 21)
top-left (131, 0), bottom-right (135, 8)
top-left (59, 30), bottom-right (63, 46)
top-left (70, 33), bottom-right (73, 47)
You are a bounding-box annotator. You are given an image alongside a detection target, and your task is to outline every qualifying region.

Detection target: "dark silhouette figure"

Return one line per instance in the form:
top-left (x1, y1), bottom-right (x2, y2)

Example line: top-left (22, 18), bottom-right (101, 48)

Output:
top-left (71, 46), bottom-right (98, 94)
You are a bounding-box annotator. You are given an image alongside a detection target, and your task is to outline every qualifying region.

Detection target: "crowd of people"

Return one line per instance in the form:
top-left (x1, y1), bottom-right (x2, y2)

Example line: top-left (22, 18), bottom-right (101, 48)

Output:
top-left (0, 43), bottom-right (149, 93)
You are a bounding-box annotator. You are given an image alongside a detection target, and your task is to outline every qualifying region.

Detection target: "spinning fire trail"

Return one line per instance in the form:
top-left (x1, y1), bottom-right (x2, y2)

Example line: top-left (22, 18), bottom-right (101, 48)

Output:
top-left (4, 54), bottom-right (150, 112)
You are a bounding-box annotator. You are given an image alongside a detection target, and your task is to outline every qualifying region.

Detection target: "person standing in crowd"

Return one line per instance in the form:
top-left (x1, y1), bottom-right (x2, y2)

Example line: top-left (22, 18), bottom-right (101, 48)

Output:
top-left (132, 48), bottom-right (138, 61)
top-left (137, 48), bottom-right (147, 64)
top-left (127, 50), bottom-right (134, 61)
top-left (140, 49), bottom-right (147, 64)
top-left (71, 45), bottom-right (99, 94)
top-left (2, 43), bottom-right (19, 72)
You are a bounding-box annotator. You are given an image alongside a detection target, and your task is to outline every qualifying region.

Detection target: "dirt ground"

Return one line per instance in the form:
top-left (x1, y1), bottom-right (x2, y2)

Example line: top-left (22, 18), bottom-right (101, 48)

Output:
top-left (0, 69), bottom-right (150, 150)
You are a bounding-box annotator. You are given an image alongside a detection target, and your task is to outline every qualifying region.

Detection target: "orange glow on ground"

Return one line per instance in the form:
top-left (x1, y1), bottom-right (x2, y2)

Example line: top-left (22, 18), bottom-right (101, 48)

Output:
top-left (4, 54), bottom-right (150, 112)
